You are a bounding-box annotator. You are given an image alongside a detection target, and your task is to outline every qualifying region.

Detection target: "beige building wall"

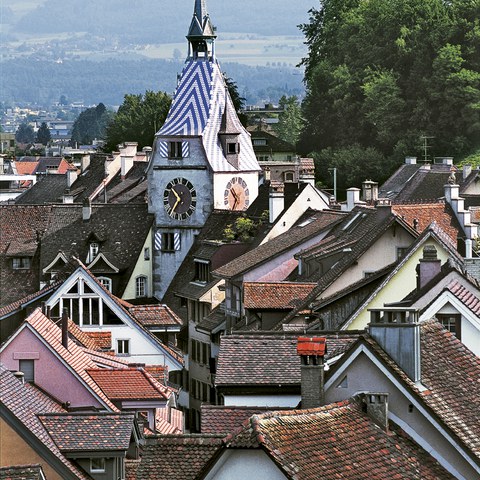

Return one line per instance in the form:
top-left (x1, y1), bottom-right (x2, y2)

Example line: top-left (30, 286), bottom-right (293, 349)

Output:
top-left (0, 419), bottom-right (62, 480)
top-left (123, 229), bottom-right (153, 299)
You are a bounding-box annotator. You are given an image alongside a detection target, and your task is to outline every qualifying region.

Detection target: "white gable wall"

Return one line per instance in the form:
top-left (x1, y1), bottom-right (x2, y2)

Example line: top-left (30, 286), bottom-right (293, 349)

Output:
top-left (223, 394), bottom-right (300, 408)
top-left (204, 449), bottom-right (288, 480)
top-left (325, 347), bottom-right (479, 479)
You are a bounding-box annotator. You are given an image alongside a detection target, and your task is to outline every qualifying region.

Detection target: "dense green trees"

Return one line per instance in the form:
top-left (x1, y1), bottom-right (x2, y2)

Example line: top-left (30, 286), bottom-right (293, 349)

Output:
top-left (71, 103), bottom-right (112, 146)
top-left (299, 0), bottom-right (480, 192)
top-left (103, 91), bottom-right (171, 152)
top-left (15, 123), bottom-right (34, 144)
top-left (36, 122), bottom-right (51, 145)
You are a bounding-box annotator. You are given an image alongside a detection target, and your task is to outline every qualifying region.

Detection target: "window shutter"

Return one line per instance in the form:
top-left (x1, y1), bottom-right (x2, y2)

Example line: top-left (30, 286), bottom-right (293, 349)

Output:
top-left (182, 141), bottom-right (190, 158)
top-left (19, 359), bottom-right (34, 383)
top-left (154, 231), bottom-right (162, 251)
top-left (159, 141), bottom-right (169, 158)
top-left (174, 233), bottom-right (181, 251)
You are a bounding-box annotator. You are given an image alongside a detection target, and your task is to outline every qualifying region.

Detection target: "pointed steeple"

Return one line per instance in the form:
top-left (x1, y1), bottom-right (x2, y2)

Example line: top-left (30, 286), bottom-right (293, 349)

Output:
top-left (187, 0), bottom-right (216, 60)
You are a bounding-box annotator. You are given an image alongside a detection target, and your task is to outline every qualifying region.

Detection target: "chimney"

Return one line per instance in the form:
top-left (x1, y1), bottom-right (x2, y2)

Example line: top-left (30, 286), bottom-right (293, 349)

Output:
top-left (416, 245), bottom-right (441, 290)
top-left (80, 154), bottom-right (90, 173)
top-left (82, 198), bottom-right (92, 221)
top-left (369, 308), bottom-right (421, 383)
top-left (120, 142), bottom-right (137, 179)
top-left (358, 393), bottom-right (389, 432)
top-left (297, 337), bottom-right (326, 409)
top-left (13, 371), bottom-right (25, 384)
top-left (362, 180), bottom-right (378, 203)
top-left (66, 169), bottom-right (78, 188)
top-left (269, 181), bottom-right (285, 223)
top-left (405, 156), bottom-right (417, 165)
top-left (345, 188), bottom-right (360, 211)
top-left (61, 307), bottom-right (69, 349)
top-left (463, 164), bottom-right (472, 180)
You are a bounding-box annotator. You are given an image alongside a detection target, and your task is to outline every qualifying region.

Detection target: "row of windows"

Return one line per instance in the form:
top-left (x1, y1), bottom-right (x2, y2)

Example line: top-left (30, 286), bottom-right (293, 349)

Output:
top-left (191, 339), bottom-right (211, 365)
top-left (190, 378), bottom-right (210, 402)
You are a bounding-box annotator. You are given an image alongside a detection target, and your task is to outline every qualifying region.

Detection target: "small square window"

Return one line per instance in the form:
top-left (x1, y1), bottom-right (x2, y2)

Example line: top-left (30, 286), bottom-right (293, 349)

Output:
top-left (169, 141), bottom-right (183, 159)
top-left (12, 257), bottom-right (31, 270)
top-left (194, 260), bottom-right (210, 283)
top-left (98, 277), bottom-right (112, 292)
top-left (117, 339), bottom-right (130, 355)
top-left (90, 458), bottom-right (106, 473)
top-left (227, 143), bottom-right (239, 154)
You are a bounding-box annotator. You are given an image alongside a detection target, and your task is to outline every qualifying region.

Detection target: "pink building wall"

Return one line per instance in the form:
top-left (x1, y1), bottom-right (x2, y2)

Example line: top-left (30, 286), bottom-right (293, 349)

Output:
top-left (0, 327), bottom-right (104, 409)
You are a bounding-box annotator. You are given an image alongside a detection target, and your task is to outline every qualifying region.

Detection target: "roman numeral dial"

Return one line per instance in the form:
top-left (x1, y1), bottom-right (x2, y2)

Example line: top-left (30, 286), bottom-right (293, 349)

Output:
top-left (164, 178), bottom-right (197, 220)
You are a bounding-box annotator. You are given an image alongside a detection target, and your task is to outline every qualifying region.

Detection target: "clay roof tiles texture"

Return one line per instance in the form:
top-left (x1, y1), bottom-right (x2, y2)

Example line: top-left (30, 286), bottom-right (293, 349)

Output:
top-left (363, 320), bottom-right (480, 462)
top-left (215, 332), bottom-right (359, 387)
top-left (447, 280), bottom-right (480, 315)
top-left (225, 400), bottom-right (455, 479)
top-left (135, 435), bottom-right (224, 480)
top-left (87, 368), bottom-right (171, 401)
top-left (128, 305), bottom-right (183, 327)
top-left (243, 282), bottom-right (317, 310)
top-left (0, 465), bottom-right (45, 480)
top-left (0, 366), bottom-right (90, 480)
top-left (38, 412), bottom-right (135, 452)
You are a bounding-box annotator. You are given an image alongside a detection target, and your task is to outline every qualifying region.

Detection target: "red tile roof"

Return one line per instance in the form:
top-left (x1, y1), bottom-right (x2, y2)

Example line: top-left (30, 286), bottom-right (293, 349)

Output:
top-left (297, 337), bottom-right (326, 356)
top-left (87, 368), bottom-right (171, 401)
top-left (39, 412), bottom-right (135, 452)
top-left (447, 280), bottom-right (480, 315)
top-left (243, 282), bottom-right (317, 310)
top-left (22, 308), bottom-right (118, 411)
top-left (392, 202), bottom-right (459, 245)
top-left (128, 305), bottom-right (182, 327)
top-left (83, 331), bottom-right (112, 349)
top-left (364, 320), bottom-right (480, 462)
top-left (225, 400), bottom-right (455, 479)
top-left (135, 435), bottom-right (224, 480)
top-left (156, 407), bottom-right (184, 434)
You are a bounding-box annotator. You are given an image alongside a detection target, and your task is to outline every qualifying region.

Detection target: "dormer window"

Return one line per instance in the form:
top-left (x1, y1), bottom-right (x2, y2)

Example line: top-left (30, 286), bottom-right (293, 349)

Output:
top-left (90, 458), bottom-right (106, 473)
top-left (194, 260), bottom-right (210, 283)
top-left (227, 142), bottom-right (240, 154)
top-left (253, 138), bottom-right (267, 146)
top-left (12, 257), bottom-right (31, 270)
top-left (88, 242), bottom-right (99, 263)
top-left (169, 141), bottom-right (183, 159)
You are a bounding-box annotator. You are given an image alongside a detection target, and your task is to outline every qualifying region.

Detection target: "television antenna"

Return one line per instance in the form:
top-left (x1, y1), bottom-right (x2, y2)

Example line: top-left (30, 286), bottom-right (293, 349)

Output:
top-left (420, 135), bottom-right (435, 164)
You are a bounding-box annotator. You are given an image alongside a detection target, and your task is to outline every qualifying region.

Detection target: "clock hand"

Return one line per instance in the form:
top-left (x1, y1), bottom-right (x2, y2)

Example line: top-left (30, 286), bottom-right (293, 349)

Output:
top-left (172, 188), bottom-right (181, 211)
top-left (230, 188), bottom-right (238, 209)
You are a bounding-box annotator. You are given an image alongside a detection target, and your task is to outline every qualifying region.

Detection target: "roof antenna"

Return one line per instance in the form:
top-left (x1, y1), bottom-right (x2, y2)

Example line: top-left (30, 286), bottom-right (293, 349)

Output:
top-left (420, 135), bottom-right (435, 164)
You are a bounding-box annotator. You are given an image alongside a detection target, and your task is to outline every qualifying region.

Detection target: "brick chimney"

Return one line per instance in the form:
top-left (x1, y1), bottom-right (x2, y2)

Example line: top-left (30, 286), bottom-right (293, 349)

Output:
top-left (61, 307), bottom-right (69, 349)
top-left (416, 245), bottom-right (441, 290)
top-left (369, 308), bottom-right (421, 383)
top-left (297, 337), bottom-right (326, 409)
top-left (357, 392), bottom-right (389, 432)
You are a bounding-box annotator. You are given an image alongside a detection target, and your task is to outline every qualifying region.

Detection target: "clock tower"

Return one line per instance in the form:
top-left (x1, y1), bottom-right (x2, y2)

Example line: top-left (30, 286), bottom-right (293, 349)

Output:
top-left (148, 0), bottom-right (261, 300)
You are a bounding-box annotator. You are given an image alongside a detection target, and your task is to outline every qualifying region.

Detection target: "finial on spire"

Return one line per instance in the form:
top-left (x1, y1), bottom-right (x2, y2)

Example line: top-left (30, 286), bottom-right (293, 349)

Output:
top-left (187, 0), bottom-right (216, 60)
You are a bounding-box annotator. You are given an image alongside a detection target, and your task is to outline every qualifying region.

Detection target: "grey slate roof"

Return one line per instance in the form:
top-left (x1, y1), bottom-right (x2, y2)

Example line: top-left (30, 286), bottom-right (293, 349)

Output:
top-left (14, 174), bottom-right (68, 204)
top-left (215, 332), bottom-right (360, 388)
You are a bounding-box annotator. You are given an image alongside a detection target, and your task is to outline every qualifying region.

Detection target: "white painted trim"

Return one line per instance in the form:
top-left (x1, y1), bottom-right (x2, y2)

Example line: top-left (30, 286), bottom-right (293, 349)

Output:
top-left (420, 291), bottom-right (480, 330)
top-left (43, 252), bottom-right (69, 274)
top-left (325, 343), bottom-right (479, 472)
top-left (87, 253), bottom-right (120, 273)
top-left (389, 412), bottom-right (470, 480)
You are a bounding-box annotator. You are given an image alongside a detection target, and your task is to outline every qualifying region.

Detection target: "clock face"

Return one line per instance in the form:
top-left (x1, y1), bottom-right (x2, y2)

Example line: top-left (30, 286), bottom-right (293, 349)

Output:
top-left (224, 176), bottom-right (249, 211)
top-left (164, 178), bottom-right (197, 220)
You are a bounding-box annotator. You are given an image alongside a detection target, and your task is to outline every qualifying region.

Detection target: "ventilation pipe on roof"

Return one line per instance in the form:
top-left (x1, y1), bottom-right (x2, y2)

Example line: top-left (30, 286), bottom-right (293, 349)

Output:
top-left (269, 181), bottom-right (284, 224)
top-left (61, 307), bottom-right (69, 349)
top-left (362, 180), bottom-right (378, 203)
top-left (463, 165), bottom-right (472, 180)
top-left (357, 392), bottom-right (389, 432)
top-left (416, 245), bottom-right (441, 290)
top-left (345, 188), bottom-right (360, 211)
top-left (66, 169), bottom-right (78, 188)
top-left (80, 154), bottom-right (90, 173)
top-left (13, 371), bottom-right (25, 384)
top-left (83, 198), bottom-right (92, 221)
top-left (297, 337), bottom-right (326, 409)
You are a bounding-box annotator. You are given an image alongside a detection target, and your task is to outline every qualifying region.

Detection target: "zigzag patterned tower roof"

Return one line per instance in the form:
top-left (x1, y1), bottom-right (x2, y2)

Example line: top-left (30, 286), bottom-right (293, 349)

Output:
top-left (156, 1), bottom-right (260, 174)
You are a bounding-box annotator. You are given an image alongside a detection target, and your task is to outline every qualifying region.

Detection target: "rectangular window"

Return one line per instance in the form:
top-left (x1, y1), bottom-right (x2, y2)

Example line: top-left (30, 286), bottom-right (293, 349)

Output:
top-left (194, 260), bottom-right (210, 283)
top-left (437, 314), bottom-right (461, 340)
top-left (227, 142), bottom-right (239, 154)
top-left (161, 233), bottom-right (180, 252)
top-left (135, 276), bottom-right (147, 298)
top-left (169, 141), bottom-right (183, 159)
top-left (396, 247), bottom-right (409, 260)
top-left (19, 359), bottom-right (34, 383)
top-left (253, 138), bottom-right (267, 146)
top-left (117, 339), bottom-right (130, 355)
top-left (12, 257), bottom-right (31, 270)
top-left (90, 458), bottom-right (106, 473)
top-left (144, 247), bottom-right (150, 260)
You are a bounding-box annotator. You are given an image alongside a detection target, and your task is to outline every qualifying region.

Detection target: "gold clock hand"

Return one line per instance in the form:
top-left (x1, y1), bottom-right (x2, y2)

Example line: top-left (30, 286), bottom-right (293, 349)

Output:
top-left (172, 188), bottom-right (181, 211)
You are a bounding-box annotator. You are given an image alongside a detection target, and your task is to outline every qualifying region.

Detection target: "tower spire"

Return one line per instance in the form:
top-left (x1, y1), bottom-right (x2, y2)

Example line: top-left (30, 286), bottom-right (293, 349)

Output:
top-left (187, 0), bottom-right (216, 60)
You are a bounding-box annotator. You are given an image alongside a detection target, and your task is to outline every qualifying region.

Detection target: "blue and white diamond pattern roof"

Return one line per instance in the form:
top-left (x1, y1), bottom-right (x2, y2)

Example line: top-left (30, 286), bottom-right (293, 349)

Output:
top-left (158, 59), bottom-right (260, 173)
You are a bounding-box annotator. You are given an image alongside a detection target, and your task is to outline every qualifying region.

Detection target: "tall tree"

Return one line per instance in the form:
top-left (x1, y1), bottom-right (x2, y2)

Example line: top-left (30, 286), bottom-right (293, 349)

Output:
top-left (36, 122), bottom-right (51, 145)
top-left (299, 0), bottom-right (480, 190)
top-left (15, 123), bottom-right (35, 144)
top-left (274, 95), bottom-right (303, 147)
top-left (71, 103), bottom-right (112, 146)
top-left (223, 73), bottom-right (248, 126)
top-left (103, 91), bottom-right (171, 152)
